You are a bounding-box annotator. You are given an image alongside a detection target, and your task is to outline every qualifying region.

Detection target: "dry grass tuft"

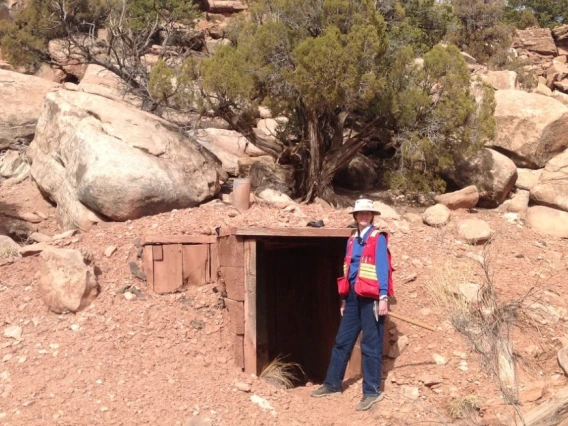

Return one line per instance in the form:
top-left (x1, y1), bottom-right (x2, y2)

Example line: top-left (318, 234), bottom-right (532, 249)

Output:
top-left (260, 355), bottom-right (306, 389)
top-left (449, 394), bottom-right (481, 419)
top-left (0, 247), bottom-right (19, 259)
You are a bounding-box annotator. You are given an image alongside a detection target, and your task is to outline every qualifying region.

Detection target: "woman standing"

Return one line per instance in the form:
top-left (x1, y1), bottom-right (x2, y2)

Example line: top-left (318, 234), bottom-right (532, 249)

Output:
top-left (311, 198), bottom-right (393, 411)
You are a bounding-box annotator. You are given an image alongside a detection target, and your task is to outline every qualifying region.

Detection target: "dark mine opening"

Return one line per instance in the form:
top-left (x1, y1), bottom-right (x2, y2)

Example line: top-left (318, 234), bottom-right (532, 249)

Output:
top-left (256, 236), bottom-right (346, 384)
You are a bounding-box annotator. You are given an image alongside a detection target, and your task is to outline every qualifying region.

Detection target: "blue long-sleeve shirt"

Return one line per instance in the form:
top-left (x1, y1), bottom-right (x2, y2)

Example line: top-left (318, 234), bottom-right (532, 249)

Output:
top-left (347, 227), bottom-right (389, 297)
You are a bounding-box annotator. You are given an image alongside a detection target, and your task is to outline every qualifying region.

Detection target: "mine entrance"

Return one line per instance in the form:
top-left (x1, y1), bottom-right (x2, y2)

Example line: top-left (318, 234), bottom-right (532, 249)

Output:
top-left (257, 236), bottom-right (346, 383)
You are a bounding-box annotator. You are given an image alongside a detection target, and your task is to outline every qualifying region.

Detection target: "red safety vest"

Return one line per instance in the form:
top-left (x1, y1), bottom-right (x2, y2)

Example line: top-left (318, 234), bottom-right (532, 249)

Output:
top-left (337, 229), bottom-right (394, 299)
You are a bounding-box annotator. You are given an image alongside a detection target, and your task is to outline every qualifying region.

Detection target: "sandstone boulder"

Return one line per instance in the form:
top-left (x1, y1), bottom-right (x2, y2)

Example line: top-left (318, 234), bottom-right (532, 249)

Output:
top-left (0, 69), bottom-right (58, 150)
top-left (552, 25), bottom-right (568, 43)
top-left (422, 204), bottom-right (450, 228)
top-left (453, 149), bottom-right (517, 208)
top-left (77, 64), bottom-right (142, 108)
top-left (39, 248), bottom-right (99, 314)
top-left (28, 90), bottom-right (223, 231)
top-left (196, 128), bottom-right (266, 176)
top-left (373, 201), bottom-right (400, 220)
top-left (531, 149), bottom-right (568, 212)
top-left (334, 154), bottom-right (378, 190)
top-left (256, 117), bottom-right (288, 137)
top-left (526, 206), bottom-right (568, 238)
top-left (490, 90), bottom-right (568, 168)
top-left (559, 346), bottom-right (568, 375)
top-left (513, 28), bottom-right (557, 56)
top-left (434, 185), bottom-right (479, 210)
top-left (516, 168), bottom-right (542, 190)
top-left (481, 71), bottom-right (518, 90)
top-left (457, 218), bottom-right (492, 244)
top-left (555, 79), bottom-right (568, 92)
top-left (508, 190), bottom-right (530, 214)
top-left (247, 158), bottom-right (294, 196)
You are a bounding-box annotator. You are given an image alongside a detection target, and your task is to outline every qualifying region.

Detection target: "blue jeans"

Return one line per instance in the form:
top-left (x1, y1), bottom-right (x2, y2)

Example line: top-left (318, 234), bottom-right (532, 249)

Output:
top-left (323, 286), bottom-right (385, 396)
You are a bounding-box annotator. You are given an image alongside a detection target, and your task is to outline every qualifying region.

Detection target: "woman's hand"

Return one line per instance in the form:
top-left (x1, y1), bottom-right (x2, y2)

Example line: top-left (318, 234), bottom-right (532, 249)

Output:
top-left (378, 299), bottom-right (388, 316)
top-left (340, 300), bottom-right (346, 316)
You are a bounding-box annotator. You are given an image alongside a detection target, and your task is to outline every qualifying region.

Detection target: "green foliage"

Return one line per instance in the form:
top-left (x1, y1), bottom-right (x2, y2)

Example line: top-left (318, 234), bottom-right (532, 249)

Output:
top-left (0, 0), bottom-right (198, 69)
top-left (382, 44), bottom-right (495, 193)
top-left (504, 0), bottom-right (568, 28)
top-left (447, 0), bottom-right (513, 63)
top-left (0, 0), bottom-right (107, 67)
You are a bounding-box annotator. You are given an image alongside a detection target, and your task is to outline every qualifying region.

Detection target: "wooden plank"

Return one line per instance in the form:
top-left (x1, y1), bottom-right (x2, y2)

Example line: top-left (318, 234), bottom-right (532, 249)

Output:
top-left (152, 245), bottom-right (163, 261)
top-left (244, 239), bottom-right (258, 374)
top-left (219, 227), bottom-right (353, 238)
top-left (225, 298), bottom-right (245, 335)
top-left (142, 245), bottom-right (154, 290)
top-left (182, 244), bottom-right (209, 287)
top-left (153, 244), bottom-right (183, 293)
top-left (210, 243), bottom-right (219, 283)
top-left (233, 335), bottom-right (245, 370)
top-left (142, 235), bottom-right (217, 245)
top-left (218, 235), bottom-right (244, 267)
top-left (220, 267), bottom-right (245, 301)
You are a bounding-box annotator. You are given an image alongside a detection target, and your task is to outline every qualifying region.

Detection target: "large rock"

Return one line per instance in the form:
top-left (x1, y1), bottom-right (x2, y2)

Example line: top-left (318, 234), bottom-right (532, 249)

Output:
top-left (28, 90), bottom-right (223, 230)
top-left (77, 64), bottom-right (142, 108)
top-left (480, 71), bottom-right (518, 90)
top-left (457, 218), bottom-right (492, 244)
top-left (39, 248), bottom-right (99, 314)
top-left (531, 149), bottom-right (568, 212)
top-left (552, 25), bottom-right (568, 43)
top-left (552, 90), bottom-right (568, 106)
top-left (513, 28), bottom-right (557, 56)
top-left (196, 128), bottom-right (266, 176)
top-left (453, 149), bottom-right (517, 208)
top-left (508, 190), bottom-right (530, 214)
top-left (516, 168), bottom-right (542, 190)
top-left (0, 69), bottom-right (58, 150)
top-left (490, 90), bottom-right (568, 168)
top-left (422, 204), bottom-right (450, 228)
top-left (526, 206), bottom-right (568, 238)
top-left (434, 185), bottom-right (479, 210)
top-left (334, 154), bottom-right (378, 190)
top-left (248, 158), bottom-right (294, 196)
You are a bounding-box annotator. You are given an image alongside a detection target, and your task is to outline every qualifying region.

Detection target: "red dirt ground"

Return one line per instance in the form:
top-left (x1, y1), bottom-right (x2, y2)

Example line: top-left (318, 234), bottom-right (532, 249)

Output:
top-left (1, 179), bottom-right (567, 426)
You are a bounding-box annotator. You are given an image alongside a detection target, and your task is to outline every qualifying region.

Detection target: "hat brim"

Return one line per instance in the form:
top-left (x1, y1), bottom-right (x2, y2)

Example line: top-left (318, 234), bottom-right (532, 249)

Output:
top-left (349, 208), bottom-right (381, 215)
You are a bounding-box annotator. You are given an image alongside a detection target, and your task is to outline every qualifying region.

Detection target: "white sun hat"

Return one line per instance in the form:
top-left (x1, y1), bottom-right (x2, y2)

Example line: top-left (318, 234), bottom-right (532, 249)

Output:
top-left (349, 198), bottom-right (381, 215)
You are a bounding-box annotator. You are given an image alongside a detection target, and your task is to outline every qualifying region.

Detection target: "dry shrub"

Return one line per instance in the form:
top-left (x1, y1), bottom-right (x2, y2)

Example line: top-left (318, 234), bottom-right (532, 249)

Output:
top-left (449, 394), bottom-right (481, 419)
top-left (260, 355), bottom-right (306, 389)
top-left (429, 245), bottom-right (535, 417)
top-left (0, 247), bottom-right (18, 259)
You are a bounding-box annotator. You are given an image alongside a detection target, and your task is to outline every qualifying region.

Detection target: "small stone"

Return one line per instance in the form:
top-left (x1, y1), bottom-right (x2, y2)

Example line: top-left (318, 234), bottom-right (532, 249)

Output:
top-left (18, 356), bottom-right (26, 364)
top-left (250, 395), bottom-right (273, 410)
top-left (101, 407), bottom-right (109, 412)
top-left (453, 351), bottom-right (467, 359)
top-left (123, 291), bottom-right (135, 301)
top-left (417, 374), bottom-right (443, 387)
top-left (458, 360), bottom-right (468, 371)
top-left (3, 325), bottom-right (22, 341)
top-left (520, 381), bottom-right (544, 403)
top-left (52, 230), bottom-right (76, 241)
top-left (235, 381), bottom-right (252, 392)
top-left (2, 354), bottom-right (12, 362)
top-left (104, 246), bottom-right (117, 258)
top-left (433, 354), bottom-right (447, 365)
top-left (186, 415), bottom-right (212, 426)
top-left (70, 324), bottom-right (80, 332)
top-left (420, 308), bottom-right (431, 316)
top-left (96, 379), bottom-right (103, 384)
top-left (29, 232), bottom-right (52, 243)
top-left (401, 386), bottom-right (420, 400)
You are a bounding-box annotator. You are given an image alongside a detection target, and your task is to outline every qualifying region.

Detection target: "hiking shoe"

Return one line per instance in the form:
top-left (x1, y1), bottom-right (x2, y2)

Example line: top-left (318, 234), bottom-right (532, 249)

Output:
top-left (355, 394), bottom-right (384, 411)
top-left (311, 385), bottom-right (340, 398)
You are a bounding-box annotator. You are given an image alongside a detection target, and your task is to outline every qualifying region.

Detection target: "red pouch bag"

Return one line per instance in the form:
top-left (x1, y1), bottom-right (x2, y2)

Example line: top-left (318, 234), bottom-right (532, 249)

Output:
top-left (337, 277), bottom-right (349, 297)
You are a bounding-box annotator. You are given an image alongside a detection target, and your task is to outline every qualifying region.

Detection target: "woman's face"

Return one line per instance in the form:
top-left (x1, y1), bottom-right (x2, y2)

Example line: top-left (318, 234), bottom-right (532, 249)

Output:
top-left (354, 211), bottom-right (373, 228)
